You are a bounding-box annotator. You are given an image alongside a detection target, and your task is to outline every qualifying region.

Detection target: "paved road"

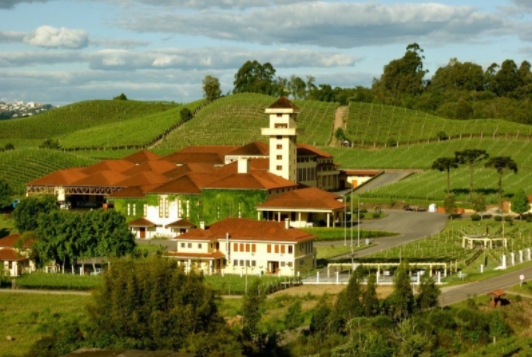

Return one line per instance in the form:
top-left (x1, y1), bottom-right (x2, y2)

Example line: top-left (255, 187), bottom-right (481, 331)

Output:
top-left (439, 265), bottom-right (532, 306)
top-left (317, 210), bottom-right (448, 259)
top-left (354, 172), bottom-right (412, 194)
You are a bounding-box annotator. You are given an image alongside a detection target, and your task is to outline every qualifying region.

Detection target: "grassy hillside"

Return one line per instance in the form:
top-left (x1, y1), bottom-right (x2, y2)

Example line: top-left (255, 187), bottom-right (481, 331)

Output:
top-left (324, 139), bottom-right (532, 204)
top-left (157, 93), bottom-right (337, 149)
top-left (59, 100), bottom-right (205, 149)
top-left (0, 149), bottom-right (97, 194)
top-left (0, 100), bottom-right (176, 148)
top-left (346, 102), bottom-right (532, 146)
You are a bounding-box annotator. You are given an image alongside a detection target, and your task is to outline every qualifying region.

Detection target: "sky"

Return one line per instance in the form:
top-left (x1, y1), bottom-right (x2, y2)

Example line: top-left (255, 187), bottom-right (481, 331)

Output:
top-left (0, 0), bottom-right (531, 105)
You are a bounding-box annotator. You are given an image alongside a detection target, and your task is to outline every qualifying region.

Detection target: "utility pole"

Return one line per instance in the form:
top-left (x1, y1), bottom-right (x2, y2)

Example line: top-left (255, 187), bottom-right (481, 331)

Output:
top-left (357, 194), bottom-right (361, 248)
top-left (344, 194), bottom-right (347, 246)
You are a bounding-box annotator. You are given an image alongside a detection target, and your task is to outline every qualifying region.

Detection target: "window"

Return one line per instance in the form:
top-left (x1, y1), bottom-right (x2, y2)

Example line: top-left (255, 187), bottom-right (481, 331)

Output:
top-left (165, 198), bottom-right (169, 218)
top-left (277, 155), bottom-right (282, 160)
top-left (181, 243), bottom-right (185, 248)
top-left (133, 204), bottom-right (136, 216)
top-left (177, 199), bottom-right (181, 217)
top-left (246, 260), bottom-right (251, 267)
top-left (275, 123), bottom-right (287, 128)
top-left (251, 260), bottom-right (257, 267)
top-left (277, 113), bottom-right (282, 117)
top-left (240, 243), bottom-right (244, 252)
top-left (276, 165), bottom-right (282, 171)
top-left (281, 262), bottom-right (286, 267)
top-left (158, 197), bottom-right (163, 218)
top-left (275, 245), bottom-right (279, 254)
top-left (252, 244), bottom-right (256, 253)
top-left (245, 244), bottom-right (250, 252)
top-left (281, 245), bottom-right (286, 254)
top-left (277, 144), bottom-right (282, 149)
top-left (276, 135), bottom-right (282, 139)
top-left (240, 260), bottom-right (245, 266)
top-left (143, 204), bottom-right (148, 217)
top-left (198, 243), bottom-right (202, 249)
top-left (234, 259), bottom-right (238, 266)
top-left (288, 262), bottom-right (293, 267)
top-left (234, 243), bottom-right (238, 252)
top-left (288, 246), bottom-right (293, 254)
top-left (267, 244), bottom-right (271, 253)
top-left (127, 204), bottom-right (131, 216)
top-left (187, 243), bottom-right (192, 248)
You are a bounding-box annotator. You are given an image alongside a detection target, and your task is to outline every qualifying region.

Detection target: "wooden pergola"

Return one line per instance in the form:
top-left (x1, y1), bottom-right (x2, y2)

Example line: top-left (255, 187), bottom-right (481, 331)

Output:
top-left (26, 185), bottom-right (123, 196)
top-left (462, 235), bottom-right (508, 249)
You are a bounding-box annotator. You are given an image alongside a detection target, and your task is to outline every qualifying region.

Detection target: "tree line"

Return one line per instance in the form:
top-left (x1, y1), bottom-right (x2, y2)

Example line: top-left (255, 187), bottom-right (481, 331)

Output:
top-left (12, 195), bottom-right (135, 273)
top-left (200, 44), bottom-right (532, 124)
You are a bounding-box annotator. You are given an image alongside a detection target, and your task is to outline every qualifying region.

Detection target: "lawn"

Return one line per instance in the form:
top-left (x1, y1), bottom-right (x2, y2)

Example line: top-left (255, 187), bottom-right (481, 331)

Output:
top-left (0, 293), bottom-right (91, 357)
top-left (316, 244), bottom-right (370, 260)
top-left (203, 274), bottom-right (295, 295)
top-left (303, 227), bottom-right (398, 242)
top-left (15, 273), bottom-right (102, 291)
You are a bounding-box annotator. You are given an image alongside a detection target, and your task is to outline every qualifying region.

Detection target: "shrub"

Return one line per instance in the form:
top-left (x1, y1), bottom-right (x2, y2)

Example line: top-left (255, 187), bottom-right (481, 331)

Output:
top-left (437, 131), bottom-right (448, 141)
top-left (113, 93), bottom-right (128, 100)
top-left (470, 214), bottom-right (481, 221)
top-left (372, 212), bottom-right (381, 219)
top-left (4, 143), bottom-right (14, 151)
top-left (494, 215), bottom-right (503, 222)
top-left (504, 215), bottom-right (514, 222)
top-left (386, 138), bottom-right (397, 147)
top-left (526, 215), bottom-right (532, 223)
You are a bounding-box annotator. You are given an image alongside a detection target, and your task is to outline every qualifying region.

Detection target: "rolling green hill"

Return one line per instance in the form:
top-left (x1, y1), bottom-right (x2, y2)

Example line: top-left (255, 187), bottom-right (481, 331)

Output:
top-left (156, 93), bottom-right (338, 149)
top-left (0, 149), bottom-right (97, 195)
top-left (0, 100), bottom-right (176, 149)
top-left (59, 100), bottom-right (205, 149)
top-left (346, 102), bottom-right (532, 147)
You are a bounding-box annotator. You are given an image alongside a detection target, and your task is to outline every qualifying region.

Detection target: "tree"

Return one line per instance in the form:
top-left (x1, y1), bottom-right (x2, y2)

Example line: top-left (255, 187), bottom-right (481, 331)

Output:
top-left (95, 210), bottom-right (135, 263)
top-left (429, 58), bottom-right (485, 92)
top-left (443, 195), bottom-right (457, 216)
top-left (373, 43), bottom-right (428, 96)
top-left (287, 75), bottom-right (307, 100)
top-left (494, 60), bottom-right (519, 96)
top-left (485, 157), bottom-right (518, 212)
top-left (233, 60), bottom-right (277, 95)
top-left (309, 296), bottom-right (331, 333)
top-left (39, 139), bottom-right (60, 149)
top-left (242, 279), bottom-right (265, 337)
top-left (180, 107), bottom-right (192, 123)
top-left (284, 301), bottom-right (304, 330)
top-left (511, 190), bottom-right (529, 219)
top-left (455, 149), bottom-right (489, 203)
top-left (13, 195), bottom-right (59, 233)
top-left (85, 257), bottom-right (240, 354)
top-left (0, 178), bottom-right (12, 209)
top-left (362, 273), bottom-right (379, 317)
top-left (386, 262), bottom-right (415, 320)
top-left (4, 143), bottom-right (14, 151)
top-left (332, 268), bottom-right (364, 331)
top-left (473, 194), bottom-right (487, 219)
top-left (431, 157), bottom-right (458, 196)
top-left (202, 75), bottom-right (222, 102)
top-left (416, 271), bottom-right (440, 312)
top-left (113, 93), bottom-right (127, 100)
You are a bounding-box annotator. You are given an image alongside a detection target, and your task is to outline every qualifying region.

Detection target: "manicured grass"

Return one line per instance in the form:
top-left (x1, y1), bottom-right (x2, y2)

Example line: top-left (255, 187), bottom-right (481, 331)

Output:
top-left (303, 227), bottom-right (398, 242)
top-left (316, 244), bottom-right (368, 260)
top-left (15, 273), bottom-right (103, 291)
top-left (0, 293), bottom-right (91, 357)
top-left (203, 274), bottom-right (294, 295)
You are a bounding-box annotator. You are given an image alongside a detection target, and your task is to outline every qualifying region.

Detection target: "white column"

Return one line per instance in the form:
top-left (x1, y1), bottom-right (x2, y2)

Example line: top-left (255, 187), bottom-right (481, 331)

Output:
top-left (336, 271), bottom-right (339, 285)
top-left (437, 271), bottom-right (441, 284)
top-left (528, 248), bottom-right (532, 261)
top-left (277, 212), bottom-right (281, 222)
top-left (502, 255), bottom-right (507, 269)
top-left (188, 259), bottom-right (191, 273)
top-left (327, 213), bottom-right (330, 227)
top-left (317, 272), bottom-right (320, 283)
top-left (298, 212), bottom-right (302, 226)
top-left (520, 250), bottom-right (523, 263)
top-left (257, 212), bottom-right (261, 221)
top-left (511, 252), bottom-right (515, 266)
top-left (480, 264), bottom-right (484, 273)
top-left (417, 273), bottom-right (421, 285)
top-left (376, 270), bottom-right (380, 284)
top-left (209, 260), bottom-right (213, 275)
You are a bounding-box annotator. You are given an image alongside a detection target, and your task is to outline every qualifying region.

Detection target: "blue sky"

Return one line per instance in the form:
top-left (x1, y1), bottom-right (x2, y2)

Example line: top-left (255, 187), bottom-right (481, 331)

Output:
top-left (0, 0), bottom-right (531, 105)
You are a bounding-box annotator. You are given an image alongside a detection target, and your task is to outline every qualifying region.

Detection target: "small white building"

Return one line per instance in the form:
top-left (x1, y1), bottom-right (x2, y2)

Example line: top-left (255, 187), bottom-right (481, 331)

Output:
top-left (0, 234), bottom-right (36, 277)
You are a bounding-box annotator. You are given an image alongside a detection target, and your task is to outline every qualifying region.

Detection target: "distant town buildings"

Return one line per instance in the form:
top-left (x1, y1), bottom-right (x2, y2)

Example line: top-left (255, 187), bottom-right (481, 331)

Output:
top-left (0, 101), bottom-right (54, 119)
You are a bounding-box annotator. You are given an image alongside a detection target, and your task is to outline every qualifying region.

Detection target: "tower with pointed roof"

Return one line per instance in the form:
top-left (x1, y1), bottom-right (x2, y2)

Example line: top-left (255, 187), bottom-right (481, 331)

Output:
top-left (262, 97), bottom-right (301, 182)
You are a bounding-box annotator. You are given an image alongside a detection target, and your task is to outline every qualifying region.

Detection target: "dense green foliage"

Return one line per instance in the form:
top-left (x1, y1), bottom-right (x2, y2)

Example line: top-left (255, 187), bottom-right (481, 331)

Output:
top-left (157, 93), bottom-right (337, 149)
top-left (13, 195), bottom-right (59, 233)
top-left (0, 178), bottom-right (12, 209)
top-left (0, 100), bottom-right (175, 148)
top-left (203, 75), bottom-right (222, 102)
top-left (16, 272), bottom-right (102, 290)
top-left (233, 60), bottom-right (282, 96)
top-left (511, 190), bottom-right (529, 218)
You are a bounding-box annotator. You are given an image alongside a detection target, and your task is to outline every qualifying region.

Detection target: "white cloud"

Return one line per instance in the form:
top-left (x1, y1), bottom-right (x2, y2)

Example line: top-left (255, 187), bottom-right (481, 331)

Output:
top-left (0, 0), bottom-right (48, 9)
top-left (89, 38), bottom-right (150, 49)
top-left (0, 47), bottom-right (358, 70)
top-left (0, 30), bottom-right (25, 43)
top-left (23, 25), bottom-right (89, 49)
top-left (118, 2), bottom-right (504, 48)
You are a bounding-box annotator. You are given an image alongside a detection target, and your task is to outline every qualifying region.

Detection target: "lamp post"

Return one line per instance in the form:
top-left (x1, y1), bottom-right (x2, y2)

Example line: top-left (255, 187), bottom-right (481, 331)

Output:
top-left (344, 194), bottom-right (347, 246)
top-left (357, 194), bottom-right (361, 248)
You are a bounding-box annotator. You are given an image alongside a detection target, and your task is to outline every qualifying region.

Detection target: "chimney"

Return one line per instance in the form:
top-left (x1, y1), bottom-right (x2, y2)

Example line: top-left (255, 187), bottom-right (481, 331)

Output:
top-left (200, 221), bottom-right (205, 230)
top-left (285, 218), bottom-right (291, 229)
top-left (238, 158), bottom-right (250, 174)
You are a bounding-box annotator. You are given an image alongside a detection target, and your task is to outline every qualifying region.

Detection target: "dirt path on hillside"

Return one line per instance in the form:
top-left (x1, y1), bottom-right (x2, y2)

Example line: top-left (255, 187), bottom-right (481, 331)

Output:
top-left (330, 106), bottom-right (348, 146)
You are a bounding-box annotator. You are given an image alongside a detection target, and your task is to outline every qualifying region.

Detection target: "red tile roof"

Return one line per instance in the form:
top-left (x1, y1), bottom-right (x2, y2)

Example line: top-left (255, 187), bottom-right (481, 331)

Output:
top-left (27, 168), bottom-right (87, 186)
top-left (165, 251), bottom-right (225, 259)
top-left (71, 170), bottom-right (128, 187)
top-left (106, 185), bottom-right (159, 199)
top-left (116, 171), bottom-right (170, 187)
top-left (81, 160), bottom-right (134, 175)
top-left (128, 218), bottom-right (157, 227)
top-left (268, 96), bottom-right (300, 111)
top-left (0, 248), bottom-right (28, 261)
top-left (206, 171), bottom-right (297, 190)
top-left (0, 234), bottom-right (23, 248)
top-left (178, 145), bottom-right (241, 155)
top-left (257, 187), bottom-right (346, 211)
top-left (149, 173), bottom-right (220, 194)
top-left (179, 218), bottom-right (314, 242)
top-left (163, 163), bottom-right (218, 180)
top-left (161, 152), bottom-right (226, 165)
top-left (297, 144), bottom-right (332, 158)
top-left (226, 141), bottom-right (269, 156)
top-left (122, 150), bottom-right (162, 164)
top-left (122, 160), bottom-right (176, 176)
top-left (165, 219), bottom-right (196, 228)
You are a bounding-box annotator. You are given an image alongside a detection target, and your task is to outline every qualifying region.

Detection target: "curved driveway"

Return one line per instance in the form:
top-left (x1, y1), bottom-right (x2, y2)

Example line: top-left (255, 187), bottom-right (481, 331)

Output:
top-left (319, 210), bottom-right (448, 260)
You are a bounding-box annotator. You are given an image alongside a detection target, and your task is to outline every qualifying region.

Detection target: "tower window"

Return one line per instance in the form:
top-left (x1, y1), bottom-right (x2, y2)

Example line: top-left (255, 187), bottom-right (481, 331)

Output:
top-left (277, 155), bottom-right (282, 160)
top-left (277, 165), bottom-right (282, 170)
top-left (277, 114), bottom-right (282, 117)
top-left (276, 136), bottom-right (282, 139)
top-left (277, 144), bottom-right (282, 149)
